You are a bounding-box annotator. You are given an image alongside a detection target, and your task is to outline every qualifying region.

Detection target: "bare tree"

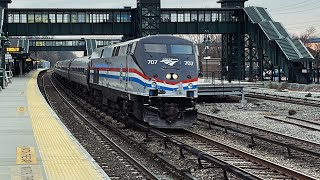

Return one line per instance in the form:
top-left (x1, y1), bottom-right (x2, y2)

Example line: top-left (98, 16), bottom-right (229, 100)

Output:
top-left (177, 34), bottom-right (222, 58)
top-left (293, 26), bottom-right (317, 45)
top-left (30, 51), bottom-right (77, 66)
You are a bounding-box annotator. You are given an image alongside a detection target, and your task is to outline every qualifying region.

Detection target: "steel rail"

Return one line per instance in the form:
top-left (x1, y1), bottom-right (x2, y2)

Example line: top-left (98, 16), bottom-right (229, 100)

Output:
top-left (51, 72), bottom-right (199, 180)
top-left (246, 92), bottom-right (320, 107)
top-left (287, 116), bottom-right (320, 126)
top-left (198, 112), bottom-right (320, 158)
top-left (40, 70), bottom-right (51, 107)
top-left (133, 123), bottom-right (262, 180)
top-left (180, 129), bottom-right (316, 180)
top-left (137, 124), bottom-right (315, 179)
top-left (46, 73), bottom-right (159, 180)
top-left (265, 116), bottom-right (320, 132)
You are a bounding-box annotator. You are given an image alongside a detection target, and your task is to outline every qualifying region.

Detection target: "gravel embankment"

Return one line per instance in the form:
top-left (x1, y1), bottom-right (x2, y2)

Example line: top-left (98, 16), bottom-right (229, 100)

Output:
top-left (198, 102), bottom-right (320, 143)
top-left (196, 99), bottom-right (320, 178)
top-left (245, 87), bottom-right (320, 101)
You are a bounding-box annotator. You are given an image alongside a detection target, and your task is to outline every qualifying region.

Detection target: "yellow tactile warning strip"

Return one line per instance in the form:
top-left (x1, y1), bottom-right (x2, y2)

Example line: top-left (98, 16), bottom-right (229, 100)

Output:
top-left (27, 71), bottom-right (103, 180)
top-left (16, 147), bottom-right (37, 165)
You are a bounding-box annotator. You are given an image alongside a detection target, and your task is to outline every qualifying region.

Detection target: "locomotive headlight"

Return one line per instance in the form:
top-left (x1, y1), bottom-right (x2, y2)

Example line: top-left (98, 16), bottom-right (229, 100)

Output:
top-left (188, 83), bottom-right (193, 89)
top-left (151, 82), bottom-right (157, 88)
top-left (166, 73), bottom-right (172, 80)
top-left (172, 73), bottom-right (179, 80)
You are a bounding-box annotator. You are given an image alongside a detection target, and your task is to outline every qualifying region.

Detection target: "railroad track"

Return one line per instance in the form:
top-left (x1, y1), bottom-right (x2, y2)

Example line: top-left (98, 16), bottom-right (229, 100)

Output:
top-left (265, 116), bottom-right (320, 132)
top-left (164, 129), bottom-right (315, 180)
top-left (42, 72), bottom-right (158, 180)
top-left (246, 92), bottom-right (320, 107)
top-left (46, 71), bottom-right (318, 179)
top-left (287, 116), bottom-right (320, 126)
top-left (49, 72), bottom-right (195, 179)
top-left (120, 121), bottom-right (317, 179)
top-left (124, 119), bottom-right (317, 179)
top-left (198, 112), bottom-right (320, 159)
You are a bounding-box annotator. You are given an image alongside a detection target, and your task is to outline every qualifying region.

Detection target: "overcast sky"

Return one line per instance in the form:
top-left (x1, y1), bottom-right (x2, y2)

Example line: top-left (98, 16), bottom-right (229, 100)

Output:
top-left (8, 0), bottom-right (320, 36)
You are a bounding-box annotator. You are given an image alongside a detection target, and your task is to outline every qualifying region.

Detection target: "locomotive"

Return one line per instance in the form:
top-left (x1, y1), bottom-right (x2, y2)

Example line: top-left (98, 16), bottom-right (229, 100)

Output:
top-left (54, 35), bottom-right (198, 128)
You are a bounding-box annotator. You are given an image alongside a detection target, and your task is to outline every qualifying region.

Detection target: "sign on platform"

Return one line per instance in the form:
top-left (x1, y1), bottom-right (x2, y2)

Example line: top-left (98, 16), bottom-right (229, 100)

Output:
top-left (6, 47), bottom-right (23, 53)
top-left (16, 147), bottom-right (37, 165)
top-left (5, 53), bottom-right (12, 60)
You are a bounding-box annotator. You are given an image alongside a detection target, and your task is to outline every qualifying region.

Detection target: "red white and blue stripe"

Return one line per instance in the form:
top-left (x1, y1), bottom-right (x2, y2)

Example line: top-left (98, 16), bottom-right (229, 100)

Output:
top-left (90, 68), bottom-right (198, 91)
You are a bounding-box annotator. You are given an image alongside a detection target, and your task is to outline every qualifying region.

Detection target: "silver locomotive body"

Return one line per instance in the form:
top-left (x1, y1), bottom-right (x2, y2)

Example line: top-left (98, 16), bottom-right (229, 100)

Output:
top-left (55, 35), bottom-right (199, 128)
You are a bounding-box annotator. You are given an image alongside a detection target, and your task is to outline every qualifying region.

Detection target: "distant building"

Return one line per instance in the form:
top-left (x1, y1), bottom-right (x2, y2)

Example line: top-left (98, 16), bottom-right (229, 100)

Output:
top-left (200, 57), bottom-right (221, 77)
top-left (306, 38), bottom-right (320, 51)
top-left (306, 38), bottom-right (320, 68)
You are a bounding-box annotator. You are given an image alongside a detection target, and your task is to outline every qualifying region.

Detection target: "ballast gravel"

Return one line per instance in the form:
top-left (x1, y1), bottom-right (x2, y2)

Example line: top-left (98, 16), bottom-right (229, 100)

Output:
top-left (196, 98), bottom-right (320, 178)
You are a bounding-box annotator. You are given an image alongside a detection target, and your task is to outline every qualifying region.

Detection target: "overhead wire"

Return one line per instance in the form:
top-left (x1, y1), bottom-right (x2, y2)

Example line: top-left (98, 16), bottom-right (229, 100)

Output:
top-left (248, 0), bottom-right (320, 34)
top-left (269, 0), bottom-right (318, 12)
top-left (285, 19), bottom-right (320, 27)
top-left (272, 4), bottom-right (320, 15)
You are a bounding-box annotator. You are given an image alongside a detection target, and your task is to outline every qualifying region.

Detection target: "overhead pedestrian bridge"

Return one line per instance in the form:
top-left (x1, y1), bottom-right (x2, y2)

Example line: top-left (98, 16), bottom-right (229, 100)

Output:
top-left (0, 0), bottom-right (316, 83)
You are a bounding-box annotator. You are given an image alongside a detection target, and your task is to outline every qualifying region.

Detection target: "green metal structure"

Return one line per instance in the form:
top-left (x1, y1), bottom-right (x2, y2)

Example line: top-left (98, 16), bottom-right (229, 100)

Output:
top-left (13, 38), bottom-right (119, 53)
top-left (218, 0), bottom-right (246, 82)
top-left (0, 0), bottom-right (315, 83)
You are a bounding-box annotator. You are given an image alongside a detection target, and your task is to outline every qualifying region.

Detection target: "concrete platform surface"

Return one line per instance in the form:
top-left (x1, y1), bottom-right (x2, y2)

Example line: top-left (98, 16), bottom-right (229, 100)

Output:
top-left (0, 70), bottom-right (109, 180)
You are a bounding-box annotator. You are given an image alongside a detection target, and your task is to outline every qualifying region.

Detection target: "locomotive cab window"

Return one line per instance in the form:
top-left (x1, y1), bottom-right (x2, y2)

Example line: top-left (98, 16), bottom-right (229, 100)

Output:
top-left (144, 44), bottom-right (167, 53)
top-left (171, 45), bottom-right (193, 54)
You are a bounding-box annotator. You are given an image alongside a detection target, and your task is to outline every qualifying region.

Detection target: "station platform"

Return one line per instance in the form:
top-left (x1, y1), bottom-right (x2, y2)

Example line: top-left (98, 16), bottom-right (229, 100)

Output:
top-left (0, 70), bottom-right (109, 180)
top-left (198, 78), bottom-right (262, 96)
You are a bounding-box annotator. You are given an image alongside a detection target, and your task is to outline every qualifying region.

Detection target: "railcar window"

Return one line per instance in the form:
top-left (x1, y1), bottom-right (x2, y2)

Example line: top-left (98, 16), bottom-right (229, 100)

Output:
top-left (144, 44), bottom-right (167, 53)
top-left (171, 45), bottom-right (193, 54)
top-left (100, 49), bottom-right (104, 58)
top-left (103, 48), bottom-right (113, 57)
top-left (112, 47), bottom-right (116, 56)
top-left (127, 44), bottom-right (132, 54)
top-left (118, 45), bottom-right (128, 56)
top-left (131, 42), bottom-right (137, 54)
top-left (115, 46), bottom-right (120, 56)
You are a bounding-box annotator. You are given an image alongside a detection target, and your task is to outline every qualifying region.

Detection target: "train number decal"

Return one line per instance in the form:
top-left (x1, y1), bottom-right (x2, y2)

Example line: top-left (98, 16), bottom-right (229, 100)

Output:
top-left (184, 61), bottom-right (194, 66)
top-left (147, 60), bottom-right (158, 65)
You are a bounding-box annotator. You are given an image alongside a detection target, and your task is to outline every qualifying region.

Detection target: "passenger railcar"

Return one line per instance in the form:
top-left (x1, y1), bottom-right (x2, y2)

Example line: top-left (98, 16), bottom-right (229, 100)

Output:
top-left (69, 56), bottom-right (91, 91)
top-left (54, 35), bottom-right (198, 128)
top-left (54, 59), bottom-right (74, 81)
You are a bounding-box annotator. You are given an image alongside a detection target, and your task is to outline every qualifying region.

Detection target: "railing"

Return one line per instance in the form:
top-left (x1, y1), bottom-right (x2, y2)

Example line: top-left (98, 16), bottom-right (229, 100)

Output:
top-left (199, 71), bottom-right (242, 87)
top-left (6, 9), bottom-right (133, 24)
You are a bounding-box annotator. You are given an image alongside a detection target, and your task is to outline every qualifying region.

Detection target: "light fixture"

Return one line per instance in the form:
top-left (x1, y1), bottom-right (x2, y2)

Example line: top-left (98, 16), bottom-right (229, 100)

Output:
top-left (172, 73), bottom-right (179, 80)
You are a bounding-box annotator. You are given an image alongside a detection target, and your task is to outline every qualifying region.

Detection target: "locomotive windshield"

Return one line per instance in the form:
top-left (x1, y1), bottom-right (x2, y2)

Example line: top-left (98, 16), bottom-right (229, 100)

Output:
top-left (144, 44), bottom-right (167, 53)
top-left (170, 45), bottom-right (193, 54)
top-left (144, 44), bottom-right (193, 55)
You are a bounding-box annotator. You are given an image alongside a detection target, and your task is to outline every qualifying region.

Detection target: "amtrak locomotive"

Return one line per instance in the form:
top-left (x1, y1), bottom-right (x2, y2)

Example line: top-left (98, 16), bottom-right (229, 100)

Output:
top-left (54, 35), bottom-right (198, 128)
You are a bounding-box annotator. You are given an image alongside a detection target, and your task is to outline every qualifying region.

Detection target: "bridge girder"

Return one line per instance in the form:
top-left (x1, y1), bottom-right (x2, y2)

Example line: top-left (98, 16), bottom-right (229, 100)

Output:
top-left (0, 0), bottom-right (315, 83)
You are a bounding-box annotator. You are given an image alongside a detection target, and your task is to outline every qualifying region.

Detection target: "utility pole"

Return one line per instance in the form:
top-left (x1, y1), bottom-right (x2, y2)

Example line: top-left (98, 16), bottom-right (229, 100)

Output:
top-left (0, 33), bottom-right (11, 89)
top-left (203, 30), bottom-right (210, 78)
